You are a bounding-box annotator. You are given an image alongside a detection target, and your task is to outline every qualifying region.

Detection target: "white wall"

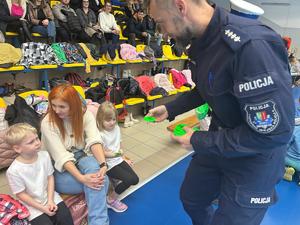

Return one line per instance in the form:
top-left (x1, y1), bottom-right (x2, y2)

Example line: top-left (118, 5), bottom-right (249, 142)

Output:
top-left (211, 0), bottom-right (300, 57)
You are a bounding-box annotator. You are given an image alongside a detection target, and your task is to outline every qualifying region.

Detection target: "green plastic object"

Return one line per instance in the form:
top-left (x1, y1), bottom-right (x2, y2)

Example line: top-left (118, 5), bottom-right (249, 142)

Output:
top-left (173, 124), bottom-right (187, 136)
top-left (144, 116), bottom-right (156, 123)
top-left (173, 124), bottom-right (200, 136)
top-left (195, 103), bottom-right (209, 120)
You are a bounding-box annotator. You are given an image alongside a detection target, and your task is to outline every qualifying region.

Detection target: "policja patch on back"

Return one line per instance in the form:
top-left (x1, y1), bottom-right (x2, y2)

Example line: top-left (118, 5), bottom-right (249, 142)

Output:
top-left (244, 100), bottom-right (280, 134)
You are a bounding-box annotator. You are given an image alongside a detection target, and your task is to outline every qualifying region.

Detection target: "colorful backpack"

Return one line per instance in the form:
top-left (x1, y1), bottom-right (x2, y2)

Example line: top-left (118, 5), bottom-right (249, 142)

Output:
top-left (105, 85), bottom-right (125, 105)
top-left (0, 194), bottom-right (30, 225)
top-left (134, 75), bottom-right (156, 96)
top-left (170, 69), bottom-right (187, 89)
top-left (65, 72), bottom-right (86, 87)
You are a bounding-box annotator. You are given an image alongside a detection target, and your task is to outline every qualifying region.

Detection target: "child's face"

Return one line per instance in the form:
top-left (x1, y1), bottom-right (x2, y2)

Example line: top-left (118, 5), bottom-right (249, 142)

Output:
top-left (103, 117), bottom-right (117, 131)
top-left (13, 132), bottom-right (41, 156)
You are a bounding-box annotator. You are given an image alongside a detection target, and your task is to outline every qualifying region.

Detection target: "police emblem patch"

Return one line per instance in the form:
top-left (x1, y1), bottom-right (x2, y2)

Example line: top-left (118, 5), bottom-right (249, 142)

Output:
top-left (244, 100), bottom-right (280, 134)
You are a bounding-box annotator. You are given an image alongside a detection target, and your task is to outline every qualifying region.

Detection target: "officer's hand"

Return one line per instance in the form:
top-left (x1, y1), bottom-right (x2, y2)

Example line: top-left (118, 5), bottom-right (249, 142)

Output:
top-left (147, 105), bottom-right (168, 122)
top-left (171, 126), bottom-right (193, 149)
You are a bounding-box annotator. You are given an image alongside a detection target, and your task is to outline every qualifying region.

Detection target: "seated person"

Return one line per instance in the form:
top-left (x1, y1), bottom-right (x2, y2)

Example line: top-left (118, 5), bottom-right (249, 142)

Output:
top-left (28, 0), bottom-right (56, 43)
top-left (0, 0), bottom-right (33, 44)
top-left (89, 0), bottom-right (104, 16)
top-left (76, 0), bottom-right (106, 47)
top-left (5, 123), bottom-right (74, 225)
top-left (143, 13), bottom-right (162, 46)
top-left (123, 9), bottom-right (150, 46)
top-left (98, 2), bottom-right (120, 44)
top-left (52, 0), bottom-right (86, 42)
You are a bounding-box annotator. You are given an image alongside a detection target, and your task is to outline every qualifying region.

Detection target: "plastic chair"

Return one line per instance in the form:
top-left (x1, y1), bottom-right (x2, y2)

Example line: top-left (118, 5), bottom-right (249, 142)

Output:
top-left (0, 97), bottom-right (7, 108)
top-left (19, 90), bottom-right (49, 99)
top-left (73, 85), bottom-right (86, 99)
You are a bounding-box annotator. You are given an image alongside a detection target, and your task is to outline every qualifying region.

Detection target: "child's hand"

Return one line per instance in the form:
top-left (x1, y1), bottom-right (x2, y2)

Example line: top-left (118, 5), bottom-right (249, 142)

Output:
top-left (41, 205), bottom-right (56, 216)
top-left (47, 201), bottom-right (58, 213)
top-left (123, 156), bottom-right (134, 167)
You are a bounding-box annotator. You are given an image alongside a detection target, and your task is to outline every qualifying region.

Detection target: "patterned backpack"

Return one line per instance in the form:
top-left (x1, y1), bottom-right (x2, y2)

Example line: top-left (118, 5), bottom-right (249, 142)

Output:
top-left (0, 194), bottom-right (30, 225)
top-left (65, 72), bottom-right (87, 87)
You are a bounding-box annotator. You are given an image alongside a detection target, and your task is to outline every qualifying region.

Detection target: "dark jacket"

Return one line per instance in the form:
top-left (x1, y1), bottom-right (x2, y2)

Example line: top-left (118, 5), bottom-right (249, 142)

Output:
top-left (28, 0), bottom-right (54, 26)
top-left (166, 6), bottom-right (294, 158)
top-left (123, 17), bottom-right (146, 37)
top-left (0, 0), bottom-right (28, 33)
top-left (76, 8), bottom-right (97, 28)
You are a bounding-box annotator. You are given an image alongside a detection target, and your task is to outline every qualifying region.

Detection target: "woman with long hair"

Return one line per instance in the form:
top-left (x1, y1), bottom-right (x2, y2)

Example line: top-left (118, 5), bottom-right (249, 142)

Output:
top-left (0, 0), bottom-right (33, 43)
top-left (41, 84), bottom-right (109, 225)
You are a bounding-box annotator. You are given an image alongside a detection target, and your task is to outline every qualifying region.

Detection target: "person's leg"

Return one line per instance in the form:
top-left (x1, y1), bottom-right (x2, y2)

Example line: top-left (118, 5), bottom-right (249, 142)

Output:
top-left (111, 33), bottom-right (119, 44)
top-left (155, 33), bottom-right (163, 46)
top-left (146, 33), bottom-right (151, 45)
top-left (31, 25), bottom-right (48, 37)
top-left (211, 149), bottom-right (285, 225)
top-left (180, 154), bottom-right (221, 225)
top-left (47, 21), bottom-right (56, 41)
top-left (107, 161), bottom-right (139, 194)
top-left (104, 33), bottom-right (112, 43)
top-left (20, 20), bottom-right (33, 41)
top-left (56, 27), bottom-right (70, 42)
top-left (54, 169), bottom-right (84, 194)
top-left (128, 33), bottom-right (136, 46)
top-left (30, 214), bottom-right (53, 225)
top-left (77, 156), bottom-right (109, 225)
top-left (53, 201), bottom-right (74, 225)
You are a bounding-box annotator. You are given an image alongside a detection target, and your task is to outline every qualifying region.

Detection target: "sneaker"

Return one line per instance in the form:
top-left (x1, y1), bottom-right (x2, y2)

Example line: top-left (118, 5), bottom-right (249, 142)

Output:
top-left (283, 167), bottom-right (295, 181)
top-left (107, 198), bottom-right (128, 213)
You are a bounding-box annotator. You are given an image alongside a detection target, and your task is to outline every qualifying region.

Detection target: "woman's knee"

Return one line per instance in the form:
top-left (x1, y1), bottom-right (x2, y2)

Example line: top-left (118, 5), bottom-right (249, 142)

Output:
top-left (77, 156), bottom-right (100, 173)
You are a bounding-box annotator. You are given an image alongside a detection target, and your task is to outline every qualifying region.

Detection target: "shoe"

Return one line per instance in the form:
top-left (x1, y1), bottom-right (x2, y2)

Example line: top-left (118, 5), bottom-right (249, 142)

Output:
top-left (107, 198), bottom-right (128, 213)
top-left (283, 167), bottom-right (295, 181)
top-left (129, 113), bottom-right (139, 123)
top-left (124, 114), bottom-right (133, 128)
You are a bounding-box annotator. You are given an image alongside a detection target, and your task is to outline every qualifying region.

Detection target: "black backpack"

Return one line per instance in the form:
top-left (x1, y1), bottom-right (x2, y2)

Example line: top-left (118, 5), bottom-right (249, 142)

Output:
top-left (105, 81), bottom-right (125, 105)
top-left (5, 95), bottom-right (41, 134)
top-left (61, 10), bottom-right (82, 32)
top-left (117, 77), bottom-right (143, 98)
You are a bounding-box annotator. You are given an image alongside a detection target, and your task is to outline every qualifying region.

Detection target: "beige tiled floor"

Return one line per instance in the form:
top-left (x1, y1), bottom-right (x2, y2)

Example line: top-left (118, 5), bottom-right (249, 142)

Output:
top-left (0, 111), bottom-right (193, 197)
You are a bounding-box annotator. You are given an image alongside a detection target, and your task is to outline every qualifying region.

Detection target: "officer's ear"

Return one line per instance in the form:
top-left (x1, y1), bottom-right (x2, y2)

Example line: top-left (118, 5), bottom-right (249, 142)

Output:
top-left (174, 0), bottom-right (187, 17)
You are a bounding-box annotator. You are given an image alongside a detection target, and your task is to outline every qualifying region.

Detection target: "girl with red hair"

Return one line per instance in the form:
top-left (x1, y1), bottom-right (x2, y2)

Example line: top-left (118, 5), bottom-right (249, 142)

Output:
top-left (41, 84), bottom-right (109, 225)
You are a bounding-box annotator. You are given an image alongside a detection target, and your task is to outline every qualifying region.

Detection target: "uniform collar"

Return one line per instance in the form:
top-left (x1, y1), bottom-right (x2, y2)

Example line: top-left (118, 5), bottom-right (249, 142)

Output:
top-left (188, 6), bottom-right (228, 60)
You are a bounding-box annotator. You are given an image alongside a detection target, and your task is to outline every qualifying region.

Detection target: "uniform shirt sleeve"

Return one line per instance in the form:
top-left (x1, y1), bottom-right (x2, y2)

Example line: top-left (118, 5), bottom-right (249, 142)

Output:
top-left (190, 39), bottom-right (294, 157)
top-left (41, 117), bottom-right (75, 172)
top-left (84, 110), bottom-right (103, 154)
top-left (165, 88), bottom-right (205, 121)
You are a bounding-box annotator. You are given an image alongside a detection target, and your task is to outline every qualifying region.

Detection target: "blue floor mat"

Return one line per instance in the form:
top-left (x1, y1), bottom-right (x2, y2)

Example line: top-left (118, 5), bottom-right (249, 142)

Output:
top-left (109, 156), bottom-right (300, 225)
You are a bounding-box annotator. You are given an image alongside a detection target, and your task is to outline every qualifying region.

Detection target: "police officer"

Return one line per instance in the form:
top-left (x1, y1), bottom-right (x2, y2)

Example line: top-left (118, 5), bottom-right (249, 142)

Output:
top-left (146, 0), bottom-right (294, 224)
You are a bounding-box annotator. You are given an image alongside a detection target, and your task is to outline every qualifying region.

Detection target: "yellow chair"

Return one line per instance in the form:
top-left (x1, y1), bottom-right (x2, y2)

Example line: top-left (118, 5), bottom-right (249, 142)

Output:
top-left (19, 90), bottom-right (49, 99)
top-left (5, 32), bottom-right (19, 37)
top-left (0, 97), bottom-right (7, 108)
top-left (162, 45), bottom-right (180, 60)
top-left (118, 25), bottom-right (128, 41)
top-left (50, 0), bottom-right (60, 8)
top-left (103, 50), bottom-right (126, 65)
top-left (73, 85), bottom-right (86, 99)
top-left (90, 82), bottom-right (100, 88)
top-left (0, 65), bottom-right (25, 72)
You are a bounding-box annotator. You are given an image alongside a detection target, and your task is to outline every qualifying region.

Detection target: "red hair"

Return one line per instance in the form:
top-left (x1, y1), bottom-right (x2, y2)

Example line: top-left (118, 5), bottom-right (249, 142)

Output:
top-left (47, 84), bottom-right (83, 144)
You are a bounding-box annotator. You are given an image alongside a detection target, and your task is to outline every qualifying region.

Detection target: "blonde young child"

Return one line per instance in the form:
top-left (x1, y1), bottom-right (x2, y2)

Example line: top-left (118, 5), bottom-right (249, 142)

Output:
top-left (96, 101), bottom-right (139, 213)
top-left (5, 123), bottom-right (74, 225)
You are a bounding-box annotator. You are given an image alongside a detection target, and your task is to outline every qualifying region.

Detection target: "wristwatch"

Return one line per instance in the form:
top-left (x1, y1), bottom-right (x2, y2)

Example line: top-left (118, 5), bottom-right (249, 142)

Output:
top-left (99, 162), bottom-right (107, 168)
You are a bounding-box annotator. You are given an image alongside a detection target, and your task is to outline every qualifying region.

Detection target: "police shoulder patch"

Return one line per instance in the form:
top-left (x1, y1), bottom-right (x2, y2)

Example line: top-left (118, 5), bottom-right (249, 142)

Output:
top-left (244, 100), bottom-right (280, 134)
top-left (222, 25), bottom-right (250, 51)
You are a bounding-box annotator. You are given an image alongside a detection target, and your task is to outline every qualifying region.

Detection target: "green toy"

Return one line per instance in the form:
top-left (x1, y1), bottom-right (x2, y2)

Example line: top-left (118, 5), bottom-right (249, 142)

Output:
top-left (173, 124), bottom-right (200, 136)
top-left (144, 116), bottom-right (156, 123)
top-left (195, 103), bottom-right (209, 120)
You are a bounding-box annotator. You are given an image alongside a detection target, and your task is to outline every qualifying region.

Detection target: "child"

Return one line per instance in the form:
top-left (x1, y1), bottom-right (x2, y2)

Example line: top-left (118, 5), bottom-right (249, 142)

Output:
top-left (5, 123), bottom-right (74, 225)
top-left (96, 101), bottom-right (139, 212)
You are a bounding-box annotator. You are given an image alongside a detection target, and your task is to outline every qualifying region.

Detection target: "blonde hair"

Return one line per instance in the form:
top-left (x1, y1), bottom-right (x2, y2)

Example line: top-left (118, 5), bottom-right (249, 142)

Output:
top-left (5, 123), bottom-right (37, 146)
top-left (96, 101), bottom-right (118, 131)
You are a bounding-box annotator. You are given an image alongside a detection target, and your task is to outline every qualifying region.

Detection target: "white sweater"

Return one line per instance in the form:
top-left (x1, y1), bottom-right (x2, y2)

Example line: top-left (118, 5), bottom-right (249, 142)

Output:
top-left (41, 110), bottom-right (103, 172)
top-left (98, 11), bottom-right (118, 33)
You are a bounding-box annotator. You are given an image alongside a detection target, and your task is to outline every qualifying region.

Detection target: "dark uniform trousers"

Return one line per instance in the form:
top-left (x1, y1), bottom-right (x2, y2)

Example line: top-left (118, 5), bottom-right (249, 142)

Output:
top-left (180, 150), bottom-right (284, 225)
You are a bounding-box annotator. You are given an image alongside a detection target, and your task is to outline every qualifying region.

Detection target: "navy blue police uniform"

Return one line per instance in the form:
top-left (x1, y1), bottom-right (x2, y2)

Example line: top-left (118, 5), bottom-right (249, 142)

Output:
top-left (165, 6), bottom-right (294, 225)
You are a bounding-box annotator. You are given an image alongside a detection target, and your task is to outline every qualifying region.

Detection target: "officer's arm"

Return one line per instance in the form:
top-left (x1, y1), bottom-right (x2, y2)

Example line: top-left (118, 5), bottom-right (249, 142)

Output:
top-left (165, 88), bottom-right (205, 121)
top-left (190, 39), bottom-right (294, 157)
